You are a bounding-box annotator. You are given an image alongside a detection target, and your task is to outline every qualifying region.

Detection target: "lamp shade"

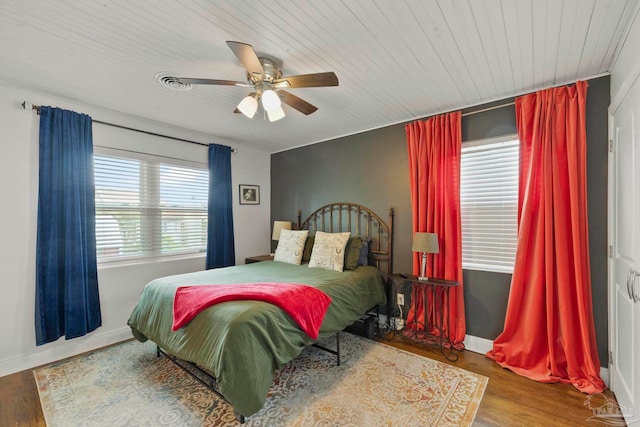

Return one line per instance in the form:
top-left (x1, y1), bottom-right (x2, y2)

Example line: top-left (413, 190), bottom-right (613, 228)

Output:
top-left (267, 106), bottom-right (286, 122)
top-left (411, 232), bottom-right (439, 254)
top-left (272, 220), bottom-right (292, 240)
top-left (237, 95), bottom-right (258, 118)
top-left (261, 89), bottom-right (281, 111)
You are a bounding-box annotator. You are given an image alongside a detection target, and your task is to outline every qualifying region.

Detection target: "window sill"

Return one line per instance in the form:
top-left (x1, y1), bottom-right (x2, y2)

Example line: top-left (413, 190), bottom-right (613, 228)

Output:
top-left (462, 266), bottom-right (514, 275)
top-left (97, 253), bottom-right (206, 270)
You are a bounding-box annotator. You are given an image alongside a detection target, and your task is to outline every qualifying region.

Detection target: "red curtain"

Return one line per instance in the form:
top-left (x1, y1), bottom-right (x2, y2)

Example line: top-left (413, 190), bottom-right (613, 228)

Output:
top-left (405, 112), bottom-right (465, 347)
top-left (487, 81), bottom-right (605, 393)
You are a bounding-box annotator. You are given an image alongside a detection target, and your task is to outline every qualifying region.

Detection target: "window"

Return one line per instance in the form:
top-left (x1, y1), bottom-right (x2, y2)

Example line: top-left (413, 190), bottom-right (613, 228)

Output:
top-left (460, 136), bottom-right (519, 273)
top-left (94, 148), bottom-right (208, 262)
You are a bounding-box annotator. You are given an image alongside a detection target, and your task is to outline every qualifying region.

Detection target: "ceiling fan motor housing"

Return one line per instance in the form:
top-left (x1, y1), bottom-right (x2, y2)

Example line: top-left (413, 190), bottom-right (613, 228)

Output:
top-left (249, 57), bottom-right (282, 93)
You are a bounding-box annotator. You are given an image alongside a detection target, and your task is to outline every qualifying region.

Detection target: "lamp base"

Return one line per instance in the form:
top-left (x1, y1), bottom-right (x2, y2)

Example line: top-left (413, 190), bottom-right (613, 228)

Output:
top-left (419, 253), bottom-right (429, 282)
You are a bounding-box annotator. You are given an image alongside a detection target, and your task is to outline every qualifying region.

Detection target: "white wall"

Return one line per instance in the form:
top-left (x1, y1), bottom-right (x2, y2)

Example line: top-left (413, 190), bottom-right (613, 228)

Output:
top-left (0, 85), bottom-right (271, 376)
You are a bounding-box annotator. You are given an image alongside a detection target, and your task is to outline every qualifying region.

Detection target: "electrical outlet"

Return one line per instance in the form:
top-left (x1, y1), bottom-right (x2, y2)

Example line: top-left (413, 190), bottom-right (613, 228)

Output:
top-left (397, 293), bottom-right (404, 306)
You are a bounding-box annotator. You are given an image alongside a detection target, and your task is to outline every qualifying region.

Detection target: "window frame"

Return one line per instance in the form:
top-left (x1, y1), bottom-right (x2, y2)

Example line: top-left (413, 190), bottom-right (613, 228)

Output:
top-left (460, 134), bottom-right (519, 274)
top-left (93, 146), bottom-right (208, 265)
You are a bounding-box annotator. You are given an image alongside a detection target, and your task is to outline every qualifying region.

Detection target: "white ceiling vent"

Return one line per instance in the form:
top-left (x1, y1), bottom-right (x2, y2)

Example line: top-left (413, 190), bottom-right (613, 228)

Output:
top-left (155, 72), bottom-right (192, 91)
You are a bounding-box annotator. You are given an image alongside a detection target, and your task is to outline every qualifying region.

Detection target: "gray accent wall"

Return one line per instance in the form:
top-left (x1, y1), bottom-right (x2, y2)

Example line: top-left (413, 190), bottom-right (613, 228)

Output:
top-left (271, 75), bottom-right (610, 366)
top-left (585, 76), bottom-right (610, 367)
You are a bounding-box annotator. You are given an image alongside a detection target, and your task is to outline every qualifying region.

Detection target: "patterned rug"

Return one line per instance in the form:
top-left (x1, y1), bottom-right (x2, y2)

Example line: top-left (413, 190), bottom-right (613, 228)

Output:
top-left (34, 333), bottom-right (487, 426)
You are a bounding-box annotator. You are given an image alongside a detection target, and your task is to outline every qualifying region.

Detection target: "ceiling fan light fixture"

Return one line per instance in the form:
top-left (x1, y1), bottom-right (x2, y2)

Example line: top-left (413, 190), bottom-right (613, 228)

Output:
top-left (267, 106), bottom-right (286, 122)
top-left (237, 95), bottom-right (258, 118)
top-left (261, 89), bottom-right (281, 112)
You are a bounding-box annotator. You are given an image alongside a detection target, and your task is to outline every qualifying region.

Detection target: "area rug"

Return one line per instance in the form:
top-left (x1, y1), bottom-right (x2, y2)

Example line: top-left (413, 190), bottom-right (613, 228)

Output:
top-left (34, 333), bottom-right (488, 426)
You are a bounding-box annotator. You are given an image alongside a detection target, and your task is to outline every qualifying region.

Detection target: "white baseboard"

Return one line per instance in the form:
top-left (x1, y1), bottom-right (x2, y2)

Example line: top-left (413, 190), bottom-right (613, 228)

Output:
top-left (463, 334), bottom-right (494, 355)
top-left (600, 367), bottom-right (609, 387)
top-left (0, 326), bottom-right (132, 377)
top-left (375, 318), bottom-right (493, 354)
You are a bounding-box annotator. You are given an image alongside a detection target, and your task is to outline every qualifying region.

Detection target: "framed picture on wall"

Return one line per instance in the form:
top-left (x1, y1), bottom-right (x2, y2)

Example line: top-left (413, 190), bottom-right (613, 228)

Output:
top-left (239, 184), bottom-right (260, 205)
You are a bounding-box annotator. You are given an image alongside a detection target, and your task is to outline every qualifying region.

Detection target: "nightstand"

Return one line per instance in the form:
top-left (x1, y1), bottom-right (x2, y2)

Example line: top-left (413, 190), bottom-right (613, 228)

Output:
top-left (245, 254), bottom-right (274, 264)
top-left (388, 273), bottom-right (461, 361)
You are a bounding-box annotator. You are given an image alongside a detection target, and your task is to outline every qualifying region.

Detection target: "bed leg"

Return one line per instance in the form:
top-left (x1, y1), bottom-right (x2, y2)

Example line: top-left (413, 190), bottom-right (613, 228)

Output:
top-left (234, 410), bottom-right (246, 424)
top-left (336, 332), bottom-right (341, 366)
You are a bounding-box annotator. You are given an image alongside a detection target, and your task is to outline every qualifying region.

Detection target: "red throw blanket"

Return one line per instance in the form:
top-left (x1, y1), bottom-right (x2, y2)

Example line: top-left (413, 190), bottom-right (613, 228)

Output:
top-left (172, 283), bottom-right (332, 339)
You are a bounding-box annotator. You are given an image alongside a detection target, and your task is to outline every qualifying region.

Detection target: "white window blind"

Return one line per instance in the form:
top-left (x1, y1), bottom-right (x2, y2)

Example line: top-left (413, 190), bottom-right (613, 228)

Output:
top-left (94, 149), bottom-right (208, 262)
top-left (460, 136), bottom-right (519, 273)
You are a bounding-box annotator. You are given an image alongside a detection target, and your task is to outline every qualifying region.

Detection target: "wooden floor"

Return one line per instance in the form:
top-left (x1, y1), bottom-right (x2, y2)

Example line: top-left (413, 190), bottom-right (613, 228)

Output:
top-left (384, 335), bottom-right (624, 427)
top-left (0, 335), bottom-right (625, 426)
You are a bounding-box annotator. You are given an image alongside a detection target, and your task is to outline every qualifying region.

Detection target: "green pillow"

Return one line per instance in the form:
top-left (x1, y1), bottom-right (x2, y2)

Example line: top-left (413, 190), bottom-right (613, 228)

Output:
top-left (302, 235), bottom-right (315, 262)
top-left (344, 236), bottom-right (363, 270)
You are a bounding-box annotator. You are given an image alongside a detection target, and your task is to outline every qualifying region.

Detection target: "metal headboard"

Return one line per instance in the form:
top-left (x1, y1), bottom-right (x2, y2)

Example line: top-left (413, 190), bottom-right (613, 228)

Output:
top-left (297, 202), bottom-right (394, 279)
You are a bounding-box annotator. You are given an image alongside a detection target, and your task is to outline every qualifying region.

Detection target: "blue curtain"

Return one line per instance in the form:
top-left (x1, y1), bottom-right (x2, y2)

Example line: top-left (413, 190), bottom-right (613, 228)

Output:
top-left (206, 144), bottom-right (235, 269)
top-left (35, 106), bottom-right (101, 345)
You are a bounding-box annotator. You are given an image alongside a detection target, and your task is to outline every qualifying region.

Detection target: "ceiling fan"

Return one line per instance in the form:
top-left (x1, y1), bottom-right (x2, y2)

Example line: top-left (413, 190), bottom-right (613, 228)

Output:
top-left (157, 41), bottom-right (339, 122)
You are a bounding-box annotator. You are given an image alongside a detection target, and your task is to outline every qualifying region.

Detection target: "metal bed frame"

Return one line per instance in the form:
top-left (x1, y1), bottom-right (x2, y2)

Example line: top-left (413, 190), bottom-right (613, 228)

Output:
top-left (298, 202), bottom-right (394, 280)
top-left (157, 202), bottom-right (394, 423)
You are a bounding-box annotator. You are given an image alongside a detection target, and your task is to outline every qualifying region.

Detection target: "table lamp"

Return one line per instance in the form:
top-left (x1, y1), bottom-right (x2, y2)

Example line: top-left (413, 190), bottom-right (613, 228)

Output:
top-left (271, 220), bottom-right (292, 255)
top-left (411, 232), bottom-right (439, 281)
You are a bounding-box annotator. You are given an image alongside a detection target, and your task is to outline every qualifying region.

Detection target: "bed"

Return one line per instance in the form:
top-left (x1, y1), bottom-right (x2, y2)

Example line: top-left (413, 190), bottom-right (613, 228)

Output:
top-left (127, 202), bottom-right (393, 420)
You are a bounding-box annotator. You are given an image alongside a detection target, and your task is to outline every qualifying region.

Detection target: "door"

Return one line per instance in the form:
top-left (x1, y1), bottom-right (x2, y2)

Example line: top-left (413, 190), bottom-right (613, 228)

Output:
top-left (609, 74), bottom-right (640, 426)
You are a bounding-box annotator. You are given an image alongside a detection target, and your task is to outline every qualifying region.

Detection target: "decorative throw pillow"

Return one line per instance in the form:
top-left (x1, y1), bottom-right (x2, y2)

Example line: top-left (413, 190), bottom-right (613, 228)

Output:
top-left (344, 236), bottom-right (363, 270)
top-left (308, 231), bottom-right (351, 272)
top-left (358, 239), bottom-right (370, 266)
top-left (274, 229), bottom-right (309, 265)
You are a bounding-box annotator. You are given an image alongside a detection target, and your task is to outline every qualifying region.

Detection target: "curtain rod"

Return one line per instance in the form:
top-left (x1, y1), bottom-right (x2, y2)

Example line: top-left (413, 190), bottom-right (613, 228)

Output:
top-left (22, 101), bottom-right (238, 153)
top-left (462, 101), bottom-right (515, 117)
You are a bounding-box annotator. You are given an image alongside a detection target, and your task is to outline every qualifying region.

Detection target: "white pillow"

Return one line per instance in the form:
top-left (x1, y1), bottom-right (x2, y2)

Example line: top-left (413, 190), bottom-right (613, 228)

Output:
top-left (308, 231), bottom-right (351, 272)
top-left (273, 229), bottom-right (309, 265)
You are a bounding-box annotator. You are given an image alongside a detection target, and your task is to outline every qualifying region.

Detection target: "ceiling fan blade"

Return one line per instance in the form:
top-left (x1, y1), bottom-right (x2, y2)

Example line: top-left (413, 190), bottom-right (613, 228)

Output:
top-left (173, 77), bottom-right (250, 87)
top-left (226, 41), bottom-right (264, 76)
top-left (274, 72), bottom-right (338, 88)
top-left (279, 90), bottom-right (318, 115)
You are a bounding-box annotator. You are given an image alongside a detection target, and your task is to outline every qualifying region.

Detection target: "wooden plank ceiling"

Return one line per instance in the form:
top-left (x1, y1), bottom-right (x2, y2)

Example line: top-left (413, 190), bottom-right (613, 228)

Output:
top-left (0, 0), bottom-right (637, 152)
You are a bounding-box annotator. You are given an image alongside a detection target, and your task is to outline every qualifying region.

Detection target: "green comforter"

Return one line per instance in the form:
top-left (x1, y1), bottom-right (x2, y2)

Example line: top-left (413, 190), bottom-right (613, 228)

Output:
top-left (127, 261), bottom-right (386, 417)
